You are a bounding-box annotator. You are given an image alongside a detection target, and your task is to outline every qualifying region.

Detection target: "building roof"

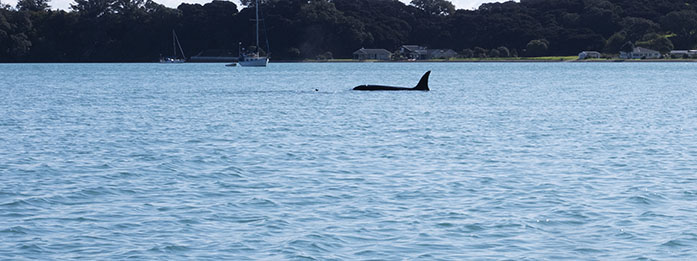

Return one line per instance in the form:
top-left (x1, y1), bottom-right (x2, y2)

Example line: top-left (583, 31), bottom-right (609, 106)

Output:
top-left (671, 50), bottom-right (697, 53)
top-left (402, 45), bottom-right (428, 55)
top-left (581, 51), bottom-right (601, 54)
top-left (633, 47), bottom-right (659, 53)
top-left (353, 48), bottom-right (392, 55)
top-left (401, 45), bottom-right (427, 52)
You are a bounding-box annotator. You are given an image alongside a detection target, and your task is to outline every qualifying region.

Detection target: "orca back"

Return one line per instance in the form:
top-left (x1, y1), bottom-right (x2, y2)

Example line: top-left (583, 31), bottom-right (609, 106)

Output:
top-left (352, 71), bottom-right (431, 91)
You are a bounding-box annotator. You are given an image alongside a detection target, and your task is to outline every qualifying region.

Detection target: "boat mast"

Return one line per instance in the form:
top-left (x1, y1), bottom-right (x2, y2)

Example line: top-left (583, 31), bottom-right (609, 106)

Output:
top-left (172, 30), bottom-right (176, 58)
top-left (255, 0), bottom-right (260, 54)
top-left (174, 30), bottom-right (186, 59)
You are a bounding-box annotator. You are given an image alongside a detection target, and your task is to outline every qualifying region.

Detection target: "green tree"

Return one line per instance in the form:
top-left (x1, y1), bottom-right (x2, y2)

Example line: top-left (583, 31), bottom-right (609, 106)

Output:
top-left (316, 51), bottom-right (332, 60)
top-left (16, 0), bottom-right (50, 12)
top-left (560, 12), bottom-right (580, 27)
top-left (604, 31), bottom-right (627, 53)
top-left (460, 48), bottom-right (473, 58)
top-left (620, 41), bottom-right (634, 53)
top-left (661, 10), bottom-right (697, 49)
top-left (621, 17), bottom-right (659, 42)
top-left (9, 33), bottom-right (32, 56)
top-left (661, 11), bottom-right (697, 34)
top-left (497, 46), bottom-right (510, 57)
top-left (525, 39), bottom-right (548, 56)
top-left (295, 0), bottom-right (370, 58)
top-left (636, 33), bottom-right (673, 54)
top-left (473, 46), bottom-right (487, 58)
top-left (287, 47), bottom-right (301, 59)
top-left (240, 0), bottom-right (271, 7)
top-left (410, 0), bottom-right (455, 16)
top-left (0, 10), bottom-right (33, 59)
top-left (581, 5), bottom-right (620, 37)
top-left (71, 0), bottom-right (115, 18)
top-left (4, 0), bottom-right (697, 62)
top-left (0, 1), bottom-right (11, 9)
top-left (0, 10), bottom-right (10, 57)
top-left (488, 48), bottom-right (500, 57)
top-left (112, 0), bottom-right (145, 15)
top-left (334, 0), bottom-right (412, 50)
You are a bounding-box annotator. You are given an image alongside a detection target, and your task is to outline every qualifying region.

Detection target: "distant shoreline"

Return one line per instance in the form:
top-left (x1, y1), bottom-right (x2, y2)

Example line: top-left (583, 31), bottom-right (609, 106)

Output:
top-left (2, 59), bottom-right (697, 63)
top-left (277, 59), bottom-right (697, 63)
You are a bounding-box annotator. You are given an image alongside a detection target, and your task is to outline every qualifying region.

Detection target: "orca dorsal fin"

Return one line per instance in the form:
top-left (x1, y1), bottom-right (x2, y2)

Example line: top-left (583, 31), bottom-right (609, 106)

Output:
top-left (413, 71), bottom-right (430, 91)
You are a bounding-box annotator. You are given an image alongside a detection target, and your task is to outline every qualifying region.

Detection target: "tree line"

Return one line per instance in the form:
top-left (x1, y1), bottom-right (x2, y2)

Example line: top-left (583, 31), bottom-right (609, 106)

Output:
top-left (2, 0), bottom-right (697, 62)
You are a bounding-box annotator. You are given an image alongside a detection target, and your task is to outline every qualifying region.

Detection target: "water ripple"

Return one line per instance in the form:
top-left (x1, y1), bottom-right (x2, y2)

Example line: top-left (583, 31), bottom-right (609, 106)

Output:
top-left (2, 63), bottom-right (697, 259)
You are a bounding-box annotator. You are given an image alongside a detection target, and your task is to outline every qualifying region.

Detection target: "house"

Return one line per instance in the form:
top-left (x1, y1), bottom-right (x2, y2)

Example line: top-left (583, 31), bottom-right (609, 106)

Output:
top-left (578, 51), bottom-right (601, 59)
top-left (427, 49), bottom-right (458, 59)
top-left (353, 48), bottom-right (392, 60)
top-left (619, 47), bottom-right (661, 59)
top-left (399, 45), bottom-right (429, 60)
top-left (670, 50), bottom-right (690, 58)
top-left (670, 50), bottom-right (697, 58)
top-left (398, 45), bottom-right (458, 60)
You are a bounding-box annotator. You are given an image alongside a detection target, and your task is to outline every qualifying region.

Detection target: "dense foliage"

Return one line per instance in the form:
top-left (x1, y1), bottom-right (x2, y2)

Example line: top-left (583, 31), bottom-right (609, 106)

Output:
top-left (2, 0), bottom-right (697, 61)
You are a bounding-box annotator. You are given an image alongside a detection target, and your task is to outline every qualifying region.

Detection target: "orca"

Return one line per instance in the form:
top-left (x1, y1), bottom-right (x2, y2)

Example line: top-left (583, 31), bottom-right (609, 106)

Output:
top-left (353, 71), bottom-right (430, 91)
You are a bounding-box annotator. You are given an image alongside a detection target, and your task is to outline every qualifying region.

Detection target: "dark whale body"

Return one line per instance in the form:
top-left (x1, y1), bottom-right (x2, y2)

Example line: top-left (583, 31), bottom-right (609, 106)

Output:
top-left (353, 71), bottom-right (430, 91)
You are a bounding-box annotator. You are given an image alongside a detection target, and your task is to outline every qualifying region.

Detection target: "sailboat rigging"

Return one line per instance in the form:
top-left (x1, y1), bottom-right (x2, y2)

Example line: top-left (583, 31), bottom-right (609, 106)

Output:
top-left (239, 0), bottom-right (269, 67)
top-left (160, 30), bottom-right (186, 63)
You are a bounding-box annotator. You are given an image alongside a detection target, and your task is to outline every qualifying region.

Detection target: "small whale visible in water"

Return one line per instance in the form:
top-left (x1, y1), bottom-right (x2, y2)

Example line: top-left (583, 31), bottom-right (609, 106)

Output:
top-left (353, 71), bottom-right (430, 91)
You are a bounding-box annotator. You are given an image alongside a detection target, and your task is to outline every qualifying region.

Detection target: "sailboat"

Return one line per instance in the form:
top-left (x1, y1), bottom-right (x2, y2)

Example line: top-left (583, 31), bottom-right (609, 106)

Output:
top-left (160, 30), bottom-right (186, 63)
top-left (239, 0), bottom-right (269, 67)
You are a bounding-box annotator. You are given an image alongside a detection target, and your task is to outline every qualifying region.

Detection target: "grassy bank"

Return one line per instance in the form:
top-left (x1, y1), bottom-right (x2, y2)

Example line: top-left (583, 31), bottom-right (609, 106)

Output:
top-left (448, 56), bottom-right (578, 62)
top-left (278, 56), bottom-right (697, 63)
top-left (284, 56), bottom-right (577, 62)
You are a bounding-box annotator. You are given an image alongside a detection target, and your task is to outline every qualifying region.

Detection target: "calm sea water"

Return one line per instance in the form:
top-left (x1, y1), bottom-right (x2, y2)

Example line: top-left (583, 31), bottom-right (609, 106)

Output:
top-left (2, 62), bottom-right (697, 260)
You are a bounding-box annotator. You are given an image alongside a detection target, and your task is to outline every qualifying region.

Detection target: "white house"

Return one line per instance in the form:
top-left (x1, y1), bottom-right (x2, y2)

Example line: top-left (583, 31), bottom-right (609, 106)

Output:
top-left (620, 47), bottom-right (661, 59)
top-left (399, 45), bottom-right (429, 60)
top-left (578, 51), bottom-right (601, 59)
top-left (398, 45), bottom-right (459, 60)
top-left (353, 48), bottom-right (392, 60)
top-left (670, 50), bottom-right (697, 58)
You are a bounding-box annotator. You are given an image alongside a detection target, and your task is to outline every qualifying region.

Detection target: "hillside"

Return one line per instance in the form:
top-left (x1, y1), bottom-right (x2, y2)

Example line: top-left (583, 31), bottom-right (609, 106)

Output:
top-left (2, 0), bottom-right (696, 61)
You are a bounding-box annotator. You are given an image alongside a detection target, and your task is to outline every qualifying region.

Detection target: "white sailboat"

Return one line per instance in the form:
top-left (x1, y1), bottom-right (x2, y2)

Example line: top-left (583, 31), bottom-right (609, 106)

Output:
top-left (160, 30), bottom-right (186, 63)
top-left (239, 0), bottom-right (269, 67)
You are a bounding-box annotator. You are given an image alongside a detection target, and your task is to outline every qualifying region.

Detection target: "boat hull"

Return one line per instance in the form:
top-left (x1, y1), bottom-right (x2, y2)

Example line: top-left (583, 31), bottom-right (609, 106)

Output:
top-left (159, 58), bottom-right (185, 63)
top-left (239, 57), bottom-right (269, 67)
